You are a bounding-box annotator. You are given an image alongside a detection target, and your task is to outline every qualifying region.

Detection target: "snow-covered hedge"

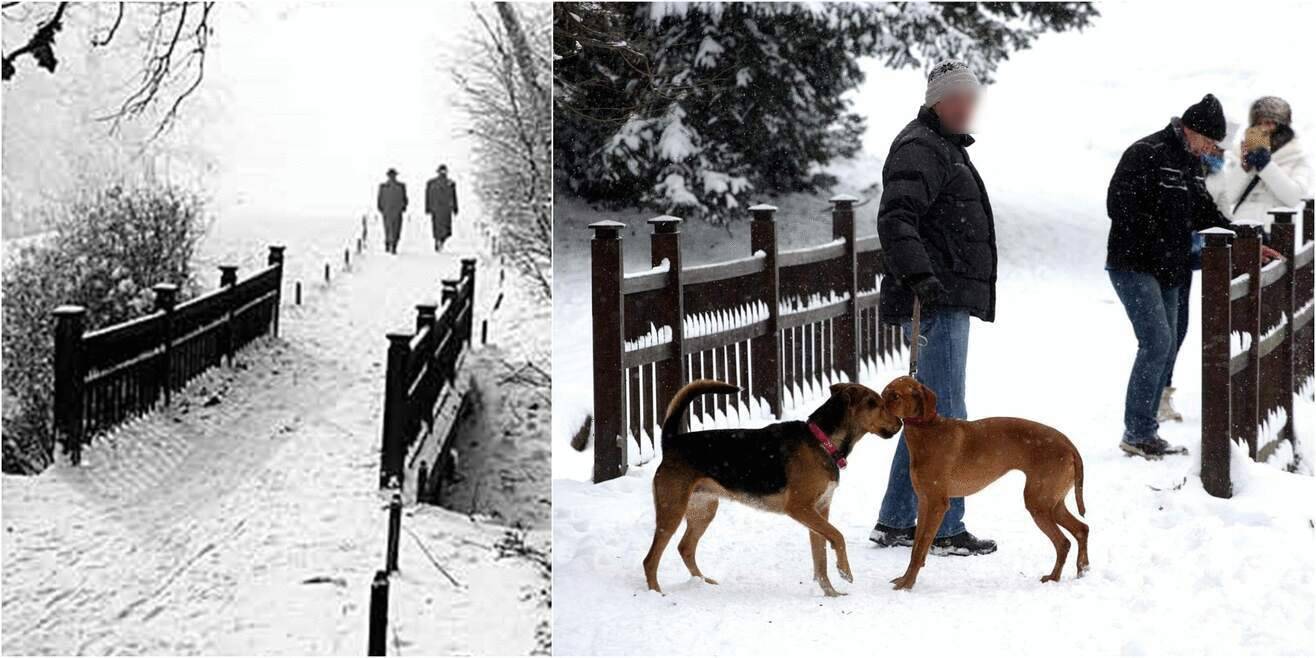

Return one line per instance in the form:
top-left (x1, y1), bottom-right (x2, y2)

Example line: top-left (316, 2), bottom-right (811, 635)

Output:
top-left (2, 184), bottom-right (206, 474)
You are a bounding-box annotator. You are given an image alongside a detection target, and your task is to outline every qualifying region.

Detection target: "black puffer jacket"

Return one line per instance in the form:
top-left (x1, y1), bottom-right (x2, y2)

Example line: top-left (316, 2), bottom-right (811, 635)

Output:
top-left (1106, 119), bottom-right (1232, 286)
top-left (878, 106), bottom-right (998, 323)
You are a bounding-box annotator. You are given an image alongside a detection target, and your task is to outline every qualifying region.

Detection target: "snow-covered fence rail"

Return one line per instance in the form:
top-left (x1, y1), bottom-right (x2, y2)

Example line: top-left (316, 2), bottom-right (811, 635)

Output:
top-left (588, 196), bottom-right (906, 483)
top-left (1200, 199), bottom-right (1315, 497)
top-left (379, 258), bottom-right (476, 496)
top-left (51, 246), bottom-right (286, 465)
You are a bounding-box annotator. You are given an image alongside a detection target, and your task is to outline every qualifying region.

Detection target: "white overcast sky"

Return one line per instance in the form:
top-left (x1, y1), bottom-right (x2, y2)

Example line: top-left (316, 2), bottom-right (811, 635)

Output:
top-left (199, 1), bottom-right (481, 223)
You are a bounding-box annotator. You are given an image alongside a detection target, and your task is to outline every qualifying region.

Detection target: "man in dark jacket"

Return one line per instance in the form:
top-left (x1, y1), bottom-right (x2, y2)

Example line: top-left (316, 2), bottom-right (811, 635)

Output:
top-left (425, 164), bottom-right (459, 252)
top-left (1106, 94), bottom-right (1278, 459)
top-left (377, 168), bottom-right (408, 254)
top-left (869, 60), bottom-right (998, 557)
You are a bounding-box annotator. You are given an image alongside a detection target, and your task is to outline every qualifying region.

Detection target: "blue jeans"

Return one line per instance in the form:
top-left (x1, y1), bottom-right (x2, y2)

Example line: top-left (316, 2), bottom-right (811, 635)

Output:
top-left (1164, 275), bottom-right (1192, 388)
top-left (876, 308), bottom-right (970, 538)
top-left (1108, 270), bottom-right (1180, 441)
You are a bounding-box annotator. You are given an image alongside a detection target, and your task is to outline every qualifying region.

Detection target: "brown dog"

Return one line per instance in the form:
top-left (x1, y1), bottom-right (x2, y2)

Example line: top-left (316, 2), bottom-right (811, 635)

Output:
top-left (881, 375), bottom-right (1089, 590)
top-left (644, 380), bottom-right (902, 596)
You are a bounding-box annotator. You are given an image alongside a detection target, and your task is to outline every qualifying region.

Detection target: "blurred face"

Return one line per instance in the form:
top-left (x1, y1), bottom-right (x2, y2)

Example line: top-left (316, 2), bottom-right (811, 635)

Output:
top-left (1181, 126), bottom-right (1217, 157)
top-left (933, 90), bottom-right (980, 134)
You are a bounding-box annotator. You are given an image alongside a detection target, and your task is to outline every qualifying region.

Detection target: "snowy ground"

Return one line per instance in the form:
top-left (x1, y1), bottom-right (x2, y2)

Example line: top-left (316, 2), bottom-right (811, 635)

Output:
top-left (2, 219), bottom-right (549, 655)
top-left (552, 3), bottom-right (1316, 654)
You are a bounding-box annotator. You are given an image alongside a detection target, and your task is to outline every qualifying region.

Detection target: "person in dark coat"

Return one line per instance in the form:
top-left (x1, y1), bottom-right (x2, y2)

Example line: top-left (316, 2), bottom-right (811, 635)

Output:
top-left (377, 168), bottom-right (408, 254)
top-left (1105, 94), bottom-right (1279, 459)
top-left (869, 60), bottom-right (998, 558)
top-left (425, 164), bottom-right (459, 252)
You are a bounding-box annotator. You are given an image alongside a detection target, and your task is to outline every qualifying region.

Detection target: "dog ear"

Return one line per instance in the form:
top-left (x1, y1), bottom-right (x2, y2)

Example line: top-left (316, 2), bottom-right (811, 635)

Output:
top-left (920, 384), bottom-right (938, 418)
top-left (829, 383), bottom-right (853, 402)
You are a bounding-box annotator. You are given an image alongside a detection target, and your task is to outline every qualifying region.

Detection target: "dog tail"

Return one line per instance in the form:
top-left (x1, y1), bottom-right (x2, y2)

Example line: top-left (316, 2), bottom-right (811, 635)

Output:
top-left (1073, 449), bottom-right (1086, 517)
top-left (661, 379), bottom-right (740, 444)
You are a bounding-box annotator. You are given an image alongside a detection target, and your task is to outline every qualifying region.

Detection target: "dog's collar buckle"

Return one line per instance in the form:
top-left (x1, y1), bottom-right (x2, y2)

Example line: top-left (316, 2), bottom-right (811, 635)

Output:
top-left (807, 422), bottom-right (846, 469)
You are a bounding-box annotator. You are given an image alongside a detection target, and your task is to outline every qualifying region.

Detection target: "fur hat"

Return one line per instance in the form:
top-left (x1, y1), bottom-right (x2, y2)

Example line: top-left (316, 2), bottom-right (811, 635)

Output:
top-left (1182, 94), bottom-right (1227, 142)
top-left (1250, 96), bottom-right (1292, 127)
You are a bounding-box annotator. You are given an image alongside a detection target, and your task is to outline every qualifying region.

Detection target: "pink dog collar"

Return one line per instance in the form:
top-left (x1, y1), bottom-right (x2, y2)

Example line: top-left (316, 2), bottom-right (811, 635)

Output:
top-left (808, 422), bottom-right (846, 469)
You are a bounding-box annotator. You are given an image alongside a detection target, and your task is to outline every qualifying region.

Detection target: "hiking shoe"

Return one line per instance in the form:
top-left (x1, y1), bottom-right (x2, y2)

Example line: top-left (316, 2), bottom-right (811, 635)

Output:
top-left (869, 523), bottom-right (915, 547)
top-left (1120, 435), bottom-right (1188, 460)
top-left (932, 531), bottom-right (998, 556)
top-left (1158, 387), bottom-right (1183, 422)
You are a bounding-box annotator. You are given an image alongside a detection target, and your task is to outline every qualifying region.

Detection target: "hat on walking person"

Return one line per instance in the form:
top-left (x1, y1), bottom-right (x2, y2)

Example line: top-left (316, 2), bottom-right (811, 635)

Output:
top-left (924, 60), bottom-right (981, 108)
top-left (1182, 93), bottom-right (1227, 142)
top-left (1249, 96), bottom-right (1292, 127)
top-left (386, 168), bottom-right (398, 177)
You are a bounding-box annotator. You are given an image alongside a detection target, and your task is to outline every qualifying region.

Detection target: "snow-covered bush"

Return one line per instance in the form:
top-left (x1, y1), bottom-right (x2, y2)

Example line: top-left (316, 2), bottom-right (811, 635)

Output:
top-left (2, 184), bottom-right (206, 474)
top-left (554, 2), bottom-right (1097, 222)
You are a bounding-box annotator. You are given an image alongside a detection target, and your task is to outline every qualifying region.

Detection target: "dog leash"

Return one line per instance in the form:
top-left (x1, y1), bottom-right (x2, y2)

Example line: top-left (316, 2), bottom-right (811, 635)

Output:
top-left (908, 295), bottom-right (922, 376)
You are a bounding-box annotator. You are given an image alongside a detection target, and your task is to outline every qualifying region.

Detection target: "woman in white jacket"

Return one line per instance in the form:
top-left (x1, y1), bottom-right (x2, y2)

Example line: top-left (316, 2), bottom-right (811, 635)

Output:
top-left (1219, 96), bottom-right (1313, 230)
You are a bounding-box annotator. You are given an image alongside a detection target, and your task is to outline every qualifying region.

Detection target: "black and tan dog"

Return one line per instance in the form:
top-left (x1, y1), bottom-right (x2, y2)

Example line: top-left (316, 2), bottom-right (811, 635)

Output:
top-left (643, 380), bottom-right (902, 596)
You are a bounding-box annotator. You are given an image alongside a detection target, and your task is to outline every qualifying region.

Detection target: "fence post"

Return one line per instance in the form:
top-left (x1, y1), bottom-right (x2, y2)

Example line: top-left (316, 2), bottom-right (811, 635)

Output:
top-left (441, 279), bottom-right (459, 379)
top-left (1200, 227), bottom-right (1234, 498)
top-left (648, 215), bottom-right (685, 434)
top-left (831, 195), bottom-right (861, 382)
top-left (749, 205), bottom-right (783, 418)
top-left (380, 332), bottom-right (412, 489)
top-left (52, 305), bottom-right (87, 465)
top-left (219, 266), bottom-right (239, 366)
top-left (1270, 209), bottom-right (1297, 446)
top-left (1304, 198), bottom-right (1314, 246)
top-left (267, 245), bottom-right (286, 337)
top-left (461, 258), bottom-right (477, 345)
top-left (385, 490), bottom-right (402, 572)
top-left (1231, 223), bottom-right (1263, 457)
top-left (362, 215), bottom-right (369, 245)
top-left (153, 283), bottom-right (179, 406)
top-left (590, 220), bottom-right (627, 483)
top-left (415, 303), bottom-right (437, 333)
top-left (368, 570), bottom-right (389, 656)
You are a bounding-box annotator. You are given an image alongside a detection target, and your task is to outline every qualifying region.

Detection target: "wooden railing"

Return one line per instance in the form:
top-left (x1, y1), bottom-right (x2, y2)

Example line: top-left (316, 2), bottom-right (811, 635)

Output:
top-left (588, 196), bottom-right (906, 483)
top-left (51, 246), bottom-right (286, 465)
top-left (1200, 199), bottom-right (1315, 497)
top-left (378, 258), bottom-right (476, 497)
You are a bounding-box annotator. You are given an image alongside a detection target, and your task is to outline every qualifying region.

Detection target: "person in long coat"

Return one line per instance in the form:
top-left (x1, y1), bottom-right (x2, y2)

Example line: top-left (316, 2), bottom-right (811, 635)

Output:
top-left (377, 168), bottom-right (408, 254)
top-left (425, 164), bottom-right (459, 252)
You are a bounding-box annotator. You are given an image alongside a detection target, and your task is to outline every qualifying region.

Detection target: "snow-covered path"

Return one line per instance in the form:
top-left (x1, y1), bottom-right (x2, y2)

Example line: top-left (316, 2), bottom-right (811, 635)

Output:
top-left (2, 238), bottom-right (547, 655)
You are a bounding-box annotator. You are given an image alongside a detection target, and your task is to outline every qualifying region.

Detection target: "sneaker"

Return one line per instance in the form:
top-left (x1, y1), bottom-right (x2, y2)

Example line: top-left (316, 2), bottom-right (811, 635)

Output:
top-left (1158, 387), bottom-right (1183, 422)
top-left (1120, 435), bottom-right (1188, 460)
top-left (931, 531), bottom-right (998, 556)
top-left (868, 523), bottom-right (915, 547)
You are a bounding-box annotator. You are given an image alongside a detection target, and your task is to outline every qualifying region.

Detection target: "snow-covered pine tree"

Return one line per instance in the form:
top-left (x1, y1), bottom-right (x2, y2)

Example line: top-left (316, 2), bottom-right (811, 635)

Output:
top-left (554, 2), bottom-right (1097, 222)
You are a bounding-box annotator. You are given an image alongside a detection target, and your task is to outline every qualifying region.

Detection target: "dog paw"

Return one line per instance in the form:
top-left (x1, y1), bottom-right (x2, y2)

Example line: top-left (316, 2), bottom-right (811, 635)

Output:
top-left (702, 577), bottom-right (719, 585)
top-left (822, 587), bottom-right (848, 598)
top-left (1039, 574), bottom-right (1059, 583)
top-left (837, 566), bottom-right (854, 584)
top-left (889, 575), bottom-right (916, 590)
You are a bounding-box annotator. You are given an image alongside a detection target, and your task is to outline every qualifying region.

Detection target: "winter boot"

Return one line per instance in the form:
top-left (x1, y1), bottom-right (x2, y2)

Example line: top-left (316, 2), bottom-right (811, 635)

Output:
top-left (869, 523), bottom-right (915, 548)
top-left (931, 531), bottom-right (998, 556)
top-left (1120, 435), bottom-right (1188, 460)
top-left (1158, 387), bottom-right (1183, 422)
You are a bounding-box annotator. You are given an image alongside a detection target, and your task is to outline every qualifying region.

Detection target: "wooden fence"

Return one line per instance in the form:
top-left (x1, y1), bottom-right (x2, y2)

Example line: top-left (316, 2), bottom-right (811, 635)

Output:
top-left (378, 258), bottom-right (477, 498)
top-left (588, 196), bottom-right (907, 483)
top-left (1200, 199), bottom-right (1315, 497)
top-left (51, 246), bottom-right (286, 465)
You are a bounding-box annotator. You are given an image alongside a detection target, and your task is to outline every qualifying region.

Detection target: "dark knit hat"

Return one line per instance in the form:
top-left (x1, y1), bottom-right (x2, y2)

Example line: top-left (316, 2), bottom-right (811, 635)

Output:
top-left (1182, 94), bottom-right (1226, 141)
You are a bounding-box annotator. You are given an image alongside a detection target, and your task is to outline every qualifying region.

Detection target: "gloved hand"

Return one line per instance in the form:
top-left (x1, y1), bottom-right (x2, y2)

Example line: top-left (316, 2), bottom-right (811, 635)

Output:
top-left (1244, 148), bottom-right (1271, 171)
top-left (911, 275), bottom-right (949, 306)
